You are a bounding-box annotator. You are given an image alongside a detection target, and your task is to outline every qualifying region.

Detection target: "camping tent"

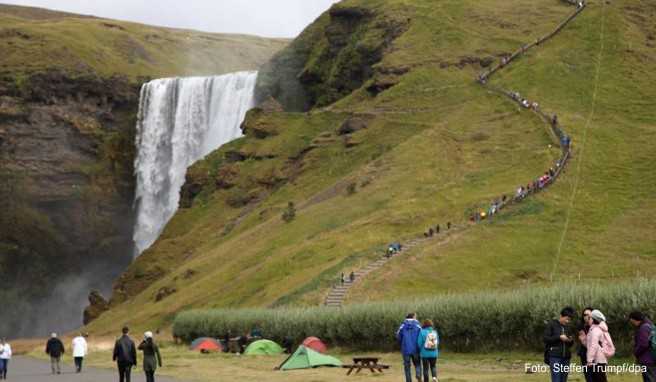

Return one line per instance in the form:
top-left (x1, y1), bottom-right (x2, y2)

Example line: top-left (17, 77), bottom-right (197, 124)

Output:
top-left (302, 336), bottom-right (327, 353)
top-left (244, 339), bottom-right (284, 355)
top-left (190, 337), bottom-right (222, 352)
top-left (278, 345), bottom-right (342, 371)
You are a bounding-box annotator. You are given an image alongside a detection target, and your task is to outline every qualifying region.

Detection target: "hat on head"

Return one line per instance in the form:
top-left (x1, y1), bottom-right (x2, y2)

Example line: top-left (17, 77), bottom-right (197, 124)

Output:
top-left (591, 309), bottom-right (606, 322)
top-left (144, 331), bottom-right (153, 339)
top-left (51, 333), bottom-right (57, 338)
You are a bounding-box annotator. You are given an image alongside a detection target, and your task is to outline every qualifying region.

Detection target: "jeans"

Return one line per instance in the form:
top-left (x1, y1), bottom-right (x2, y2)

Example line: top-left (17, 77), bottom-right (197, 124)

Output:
top-left (579, 355), bottom-right (593, 382)
top-left (145, 370), bottom-right (155, 382)
top-left (549, 356), bottom-right (570, 382)
top-left (0, 359), bottom-right (7, 379)
top-left (643, 366), bottom-right (656, 382)
top-left (74, 357), bottom-right (84, 372)
top-left (402, 354), bottom-right (421, 382)
top-left (118, 363), bottom-right (132, 382)
top-left (50, 356), bottom-right (61, 374)
top-left (421, 357), bottom-right (437, 382)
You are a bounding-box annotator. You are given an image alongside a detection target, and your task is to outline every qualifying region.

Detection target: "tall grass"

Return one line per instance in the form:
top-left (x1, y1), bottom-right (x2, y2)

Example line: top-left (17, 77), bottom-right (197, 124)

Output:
top-left (173, 280), bottom-right (655, 353)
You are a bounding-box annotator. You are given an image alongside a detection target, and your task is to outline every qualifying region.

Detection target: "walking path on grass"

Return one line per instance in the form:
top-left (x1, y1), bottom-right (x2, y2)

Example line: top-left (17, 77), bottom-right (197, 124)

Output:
top-left (6, 356), bottom-right (182, 382)
top-left (324, 0), bottom-right (586, 307)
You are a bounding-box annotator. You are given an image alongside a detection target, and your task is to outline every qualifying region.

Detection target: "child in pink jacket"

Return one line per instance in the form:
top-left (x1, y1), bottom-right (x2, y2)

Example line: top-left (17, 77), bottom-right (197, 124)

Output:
top-left (586, 310), bottom-right (614, 382)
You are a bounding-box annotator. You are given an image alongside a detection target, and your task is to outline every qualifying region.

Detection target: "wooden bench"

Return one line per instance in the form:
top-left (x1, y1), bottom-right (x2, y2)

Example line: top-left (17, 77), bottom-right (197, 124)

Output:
top-left (343, 357), bottom-right (390, 375)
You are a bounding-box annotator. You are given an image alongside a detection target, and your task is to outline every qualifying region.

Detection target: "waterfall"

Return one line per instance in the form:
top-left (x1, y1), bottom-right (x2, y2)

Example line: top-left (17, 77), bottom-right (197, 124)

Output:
top-left (132, 71), bottom-right (257, 256)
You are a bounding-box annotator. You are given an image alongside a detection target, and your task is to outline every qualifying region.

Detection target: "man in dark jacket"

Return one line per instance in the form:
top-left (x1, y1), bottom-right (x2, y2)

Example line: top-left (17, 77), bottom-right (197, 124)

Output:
top-left (45, 333), bottom-right (65, 375)
top-left (629, 311), bottom-right (656, 382)
top-left (113, 326), bottom-right (137, 382)
top-left (544, 307), bottom-right (575, 382)
top-left (396, 313), bottom-right (422, 382)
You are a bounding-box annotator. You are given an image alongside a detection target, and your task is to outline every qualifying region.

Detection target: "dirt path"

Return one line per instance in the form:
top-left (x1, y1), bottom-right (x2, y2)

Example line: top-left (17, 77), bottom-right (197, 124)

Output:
top-left (4, 357), bottom-right (182, 382)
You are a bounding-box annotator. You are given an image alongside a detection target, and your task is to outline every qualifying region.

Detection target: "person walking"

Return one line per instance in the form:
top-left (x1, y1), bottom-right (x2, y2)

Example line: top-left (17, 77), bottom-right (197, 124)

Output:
top-left (138, 332), bottom-right (162, 382)
top-left (577, 307), bottom-right (594, 382)
top-left (544, 307), bottom-right (575, 382)
top-left (416, 319), bottom-right (439, 382)
top-left (45, 333), bottom-right (65, 375)
top-left (397, 312), bottom-right (422, 382)
top-left (0, 338), bottom-right (11, 380)
top-left (113, 326), bottom-right (137, 382)
top-left (586, 310), bottom-right (614, 382)
top-left (629, 311), bottom-right (656, 382)
top-left (72, 332), bottom-right (88, 373)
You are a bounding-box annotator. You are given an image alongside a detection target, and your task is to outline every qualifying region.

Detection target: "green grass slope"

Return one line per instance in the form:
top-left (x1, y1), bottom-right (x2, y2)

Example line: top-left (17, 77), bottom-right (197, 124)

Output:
top-left (90, 0), bottom-right (656, 334)
top-left (0, 4), bottom-right (287, 79)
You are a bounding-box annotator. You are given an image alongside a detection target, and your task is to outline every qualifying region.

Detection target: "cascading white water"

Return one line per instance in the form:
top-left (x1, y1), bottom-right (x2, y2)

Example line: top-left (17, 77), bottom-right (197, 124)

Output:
top-left (132, 71), bottom-right (257, 256)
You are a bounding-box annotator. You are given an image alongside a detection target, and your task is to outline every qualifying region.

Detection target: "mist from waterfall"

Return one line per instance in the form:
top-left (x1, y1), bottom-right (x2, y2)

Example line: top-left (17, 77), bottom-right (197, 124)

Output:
top-left (133, 71), bottom-right (257, 256)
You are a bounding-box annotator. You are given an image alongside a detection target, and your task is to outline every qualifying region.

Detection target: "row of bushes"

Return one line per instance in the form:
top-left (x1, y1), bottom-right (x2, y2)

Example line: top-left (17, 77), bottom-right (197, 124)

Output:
top-left (173, 280), bottom-right (655, 353)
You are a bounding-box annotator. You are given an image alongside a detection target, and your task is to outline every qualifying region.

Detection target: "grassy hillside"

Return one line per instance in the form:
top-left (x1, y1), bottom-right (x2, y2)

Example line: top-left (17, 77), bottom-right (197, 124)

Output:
top-left (0, 4), bottom-right (287, 79)
top-left (89, 0), bottom-right (656, 334)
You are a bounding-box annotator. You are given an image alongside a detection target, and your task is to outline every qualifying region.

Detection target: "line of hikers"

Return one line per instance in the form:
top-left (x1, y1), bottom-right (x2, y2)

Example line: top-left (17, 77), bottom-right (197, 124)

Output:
top-left (423, 222), bottom-right (451, 238)
top-left (397, 313), bottom-right (440, 382)
top-left (545, 307), bottom-right (656, 382)
top-left (38, 327), bottom-right (161, 382)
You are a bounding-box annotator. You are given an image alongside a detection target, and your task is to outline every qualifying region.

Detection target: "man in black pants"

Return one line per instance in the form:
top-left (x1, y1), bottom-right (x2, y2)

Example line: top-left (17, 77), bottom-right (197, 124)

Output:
top-left (113, 326), bottom-right (137, 382)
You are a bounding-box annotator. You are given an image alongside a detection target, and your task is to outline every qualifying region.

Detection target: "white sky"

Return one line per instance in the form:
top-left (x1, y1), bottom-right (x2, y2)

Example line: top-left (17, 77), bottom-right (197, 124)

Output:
top-left (0, 0), bottom-right (340, 38)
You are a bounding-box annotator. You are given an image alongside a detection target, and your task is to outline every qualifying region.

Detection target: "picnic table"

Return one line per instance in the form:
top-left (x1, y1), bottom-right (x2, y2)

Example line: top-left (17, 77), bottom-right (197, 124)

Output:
top-left (343, 357), bottom-right (390, 375)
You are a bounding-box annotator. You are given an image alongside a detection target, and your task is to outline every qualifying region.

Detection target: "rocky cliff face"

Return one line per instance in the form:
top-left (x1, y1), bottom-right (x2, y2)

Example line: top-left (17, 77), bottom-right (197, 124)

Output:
top-left (255, 3), bottom-right (409, 111)
top-left (0, 70), bottom-right (140, 336)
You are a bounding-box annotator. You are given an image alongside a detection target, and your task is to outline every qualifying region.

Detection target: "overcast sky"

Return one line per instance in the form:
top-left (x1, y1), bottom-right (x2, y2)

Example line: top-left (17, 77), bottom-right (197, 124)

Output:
top-left (1, 0), bottom-right (340, 38)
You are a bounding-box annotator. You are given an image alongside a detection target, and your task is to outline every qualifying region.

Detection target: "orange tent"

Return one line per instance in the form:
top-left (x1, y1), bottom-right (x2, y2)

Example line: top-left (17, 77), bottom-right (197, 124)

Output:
top-left (190, 337), bottom-right (222, 353)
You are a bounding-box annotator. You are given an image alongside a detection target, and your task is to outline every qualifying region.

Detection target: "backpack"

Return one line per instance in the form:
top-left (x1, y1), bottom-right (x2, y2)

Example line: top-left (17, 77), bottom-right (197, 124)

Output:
top-left (424, 330), bottom-right (438, 350)
top-left (649, 325), bottom-right (656, 360)
top-left (600, 330), bottom-right (615, 359)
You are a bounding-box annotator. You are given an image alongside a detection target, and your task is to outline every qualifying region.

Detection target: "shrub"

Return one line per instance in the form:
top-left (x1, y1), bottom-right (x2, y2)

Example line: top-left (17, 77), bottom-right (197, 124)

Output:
top-left (282, 201), bottom-right (296, 223)
top-left (173, 280), bottom-right (656, 354)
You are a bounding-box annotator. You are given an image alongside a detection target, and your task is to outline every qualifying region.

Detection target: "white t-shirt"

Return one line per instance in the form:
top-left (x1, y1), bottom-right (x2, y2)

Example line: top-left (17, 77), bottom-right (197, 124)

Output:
top-left (72, 337), bottom-right (88, 358)
top-left (0, 343), bottom-right (12, 359)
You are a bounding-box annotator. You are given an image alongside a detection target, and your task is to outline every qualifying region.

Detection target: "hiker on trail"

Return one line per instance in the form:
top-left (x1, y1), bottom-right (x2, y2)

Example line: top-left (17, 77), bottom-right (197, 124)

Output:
top-left (577, 307), bottom-right (594, 382)
top-left (417, 319), bottom-right (439, 382)
top-left (428, 228), bottom-right (434, 237)
top-left (138, 331), bottom-right (162, 382)
top-left (629, 311), bottom-right (656, 382)
top-left (396, 313), bottom-right (422, 382)
top-left (435, 224), bottom-right (440, 234)
top-left (544, 306), bottom-right (575, 382)
top-left (45, 333), bottom-right (65, 375)
top-left (0, 338), bottom-right (11, 380)
top-left (586, 310), bottom-right (614, 382)
top-left (72, 332), bottom-right (88, 373)
top-left (447, 222), bottom-right (451, 230)
top-left (349, 271), bottom-right (355, 283)
top-left (341, 273), bottom-right (345, 284)
top-left (113, 326), bottom-right (137, 382)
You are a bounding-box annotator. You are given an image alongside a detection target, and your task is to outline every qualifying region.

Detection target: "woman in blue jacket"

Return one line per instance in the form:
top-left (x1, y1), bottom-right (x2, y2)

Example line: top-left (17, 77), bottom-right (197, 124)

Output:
top-left (417, 319), bottom-right (439, 382)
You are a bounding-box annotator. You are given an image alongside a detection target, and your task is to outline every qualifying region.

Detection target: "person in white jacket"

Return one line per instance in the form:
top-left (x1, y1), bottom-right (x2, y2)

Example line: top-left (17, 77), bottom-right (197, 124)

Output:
top-left (0, 338), bottom-right (11, 380)
top-left (72, 333), bottom-right (88, 373)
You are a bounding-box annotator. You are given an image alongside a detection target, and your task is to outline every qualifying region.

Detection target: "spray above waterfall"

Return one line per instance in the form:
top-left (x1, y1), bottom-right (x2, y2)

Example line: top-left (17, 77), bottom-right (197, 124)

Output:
top-left (133, 71), bottom-right (258, 256)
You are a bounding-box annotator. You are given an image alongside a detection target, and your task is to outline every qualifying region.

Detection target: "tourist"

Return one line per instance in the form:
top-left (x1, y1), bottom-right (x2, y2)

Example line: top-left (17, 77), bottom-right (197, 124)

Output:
top-left (72, 332), bottom-right (88, 373)
top-left (435, 224), bottom-right (440, 234)
top-left (138, 331), bottom-right (162, 382)
top-left (447, 222), bottom-right (451, 230)
top-left (0, 338), bottom-right (11, 380)
top-left (544, 307), bottom-right (575, 382)
top-left (577, 308), bottom-right (594, 382)
top-left (428, 228), bottom-right (434, 237)
top-left (113, 326), bottom-right (137, 382)
top-left (586, 310), bottom-right (614, 382)
top-left (417, 319), bottom-right (439, 382)
top-left (45, 333), bottom-right (65, 375)
top-left (396, 313), bottom-right (422, 382)
top-left (629, 311), bottom-right (656, 382)
top-left (349, 271), bottom-right (355, 283)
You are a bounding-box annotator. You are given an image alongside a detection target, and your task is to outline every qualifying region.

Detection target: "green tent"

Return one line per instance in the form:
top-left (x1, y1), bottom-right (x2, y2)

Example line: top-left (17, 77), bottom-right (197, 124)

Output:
top-left (278, 345), bottom-right (342, 371)
top-left (244, 339), bottom-right (284, 355)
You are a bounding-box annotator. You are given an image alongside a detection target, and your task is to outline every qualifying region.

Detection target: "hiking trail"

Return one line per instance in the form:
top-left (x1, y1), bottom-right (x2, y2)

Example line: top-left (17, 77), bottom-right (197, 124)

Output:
top-left (324, 0), bottom-right (586, 307)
